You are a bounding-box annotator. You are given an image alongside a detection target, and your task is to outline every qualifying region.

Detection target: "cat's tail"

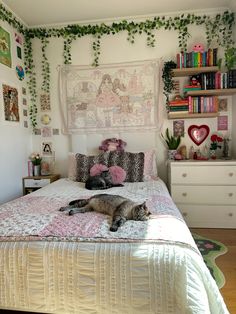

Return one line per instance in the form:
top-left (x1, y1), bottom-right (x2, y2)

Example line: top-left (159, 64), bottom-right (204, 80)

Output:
top-left (68, 199), bottom-right (89, 206)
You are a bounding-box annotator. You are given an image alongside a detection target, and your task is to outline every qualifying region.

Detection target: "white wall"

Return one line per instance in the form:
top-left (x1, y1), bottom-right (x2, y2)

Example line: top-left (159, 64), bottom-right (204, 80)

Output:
top-left (0, 20), bottom-right (31, 204)
top-left (31, 13), bottom-right (235, 183)
top-left (1, 9), bottom-right (235, 203)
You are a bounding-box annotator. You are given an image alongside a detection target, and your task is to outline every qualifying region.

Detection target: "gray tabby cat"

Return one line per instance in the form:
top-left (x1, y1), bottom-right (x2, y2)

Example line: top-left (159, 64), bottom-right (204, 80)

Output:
top-left (59, 194), bottom-right (151, 232)
top-left (85, 170), bottom-right (123, 190)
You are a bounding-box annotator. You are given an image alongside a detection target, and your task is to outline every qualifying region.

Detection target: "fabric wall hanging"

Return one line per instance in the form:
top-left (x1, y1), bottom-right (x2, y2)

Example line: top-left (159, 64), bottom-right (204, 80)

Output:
top-left (58, 59), bottom-right (160, 134)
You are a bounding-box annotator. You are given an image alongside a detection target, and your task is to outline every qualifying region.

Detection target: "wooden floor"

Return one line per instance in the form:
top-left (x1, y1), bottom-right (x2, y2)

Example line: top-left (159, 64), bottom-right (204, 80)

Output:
top-left (1, 228), bottom-right (235, 314)
top-left (191, 228), bottom-right (236, 314)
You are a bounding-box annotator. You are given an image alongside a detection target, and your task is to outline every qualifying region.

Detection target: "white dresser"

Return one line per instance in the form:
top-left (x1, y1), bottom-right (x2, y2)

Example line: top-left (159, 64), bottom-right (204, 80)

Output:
top-left (168, 160), bottom-right (236, 228)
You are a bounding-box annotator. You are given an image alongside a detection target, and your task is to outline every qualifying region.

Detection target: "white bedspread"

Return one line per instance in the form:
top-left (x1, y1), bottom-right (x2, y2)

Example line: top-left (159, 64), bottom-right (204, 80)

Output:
top-left (0, 179), bottom-right (229, 314)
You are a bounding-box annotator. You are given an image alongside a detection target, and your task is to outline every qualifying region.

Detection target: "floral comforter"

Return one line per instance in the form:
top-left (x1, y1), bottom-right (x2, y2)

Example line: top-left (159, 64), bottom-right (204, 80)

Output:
top-left (0, 178), bottom-right (196, 248)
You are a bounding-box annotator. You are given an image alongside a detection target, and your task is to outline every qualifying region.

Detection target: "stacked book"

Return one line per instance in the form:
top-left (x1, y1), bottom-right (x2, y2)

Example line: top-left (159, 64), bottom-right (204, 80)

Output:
top-left (188, 96), bottom-right (219, 113)
top-left (168, 99), bottom-right (189, 116)
top-left (176, 48), bottom-right (218, 68)
top-left (183, 85), bottom-right (202, 92)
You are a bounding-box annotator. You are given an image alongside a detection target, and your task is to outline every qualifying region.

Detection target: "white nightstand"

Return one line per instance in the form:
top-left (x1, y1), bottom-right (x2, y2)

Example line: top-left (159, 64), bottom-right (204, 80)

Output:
top-left (22, 174), bottom-right (60, 195)
top-left (168, 160), bottom-right (236, 228)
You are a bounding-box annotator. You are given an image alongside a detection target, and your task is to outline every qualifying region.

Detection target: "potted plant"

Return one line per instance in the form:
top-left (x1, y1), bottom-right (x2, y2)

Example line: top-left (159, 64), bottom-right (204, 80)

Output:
top-left (162, 60), bottom-right (177, 108)
top-left (161, 128), bottom-right (181, 159)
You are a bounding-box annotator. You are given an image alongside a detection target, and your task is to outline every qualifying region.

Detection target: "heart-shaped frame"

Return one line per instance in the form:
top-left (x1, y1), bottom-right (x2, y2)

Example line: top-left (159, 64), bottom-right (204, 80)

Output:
top-left (188, 125), bottom-right (210, 146)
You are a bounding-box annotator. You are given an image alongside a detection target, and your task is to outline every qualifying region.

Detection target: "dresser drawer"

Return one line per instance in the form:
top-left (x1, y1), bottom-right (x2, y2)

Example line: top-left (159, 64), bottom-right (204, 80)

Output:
top-left (24, 178), bottom-right (50, 188)
top-left (177, 204), bottom-right (236, 228)
top-left (171, 185), bottom-right (236, 205)
top-left (171, 165), bottom-right (236, 185)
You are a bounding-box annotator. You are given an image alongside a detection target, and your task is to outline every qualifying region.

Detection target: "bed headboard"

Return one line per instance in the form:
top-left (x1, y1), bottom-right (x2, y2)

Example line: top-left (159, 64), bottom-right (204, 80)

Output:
top-left (70, 131), bottom-right (159, 155)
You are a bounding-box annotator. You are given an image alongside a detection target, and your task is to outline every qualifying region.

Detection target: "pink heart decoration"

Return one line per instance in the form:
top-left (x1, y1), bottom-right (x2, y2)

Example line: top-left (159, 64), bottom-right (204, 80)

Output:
top-left (188, 125), bottom-right (210, 146)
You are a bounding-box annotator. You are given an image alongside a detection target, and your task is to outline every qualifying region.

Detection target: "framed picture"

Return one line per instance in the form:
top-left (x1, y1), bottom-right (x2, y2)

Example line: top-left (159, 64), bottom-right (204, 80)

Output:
top-left (0, 26), bottom-right (12, 67)
top-left (42, 142), bottom-right (53, 156)
top-left (2, 84), bottom-right (19, 122)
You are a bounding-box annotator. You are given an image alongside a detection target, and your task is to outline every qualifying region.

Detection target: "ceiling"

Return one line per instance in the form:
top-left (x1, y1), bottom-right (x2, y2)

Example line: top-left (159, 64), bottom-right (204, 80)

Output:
top-left (2, 0), bottom-right (236, 27)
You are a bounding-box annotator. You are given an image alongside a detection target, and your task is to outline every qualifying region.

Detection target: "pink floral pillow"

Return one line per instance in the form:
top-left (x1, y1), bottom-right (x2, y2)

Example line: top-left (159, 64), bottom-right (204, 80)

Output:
top-left (143, 150), bottom-right (158, 181)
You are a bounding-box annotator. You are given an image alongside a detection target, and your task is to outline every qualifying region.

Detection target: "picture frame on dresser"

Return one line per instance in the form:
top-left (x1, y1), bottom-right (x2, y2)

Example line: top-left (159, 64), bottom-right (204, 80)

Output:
top-left (168, 160), bottom-right (236, 228)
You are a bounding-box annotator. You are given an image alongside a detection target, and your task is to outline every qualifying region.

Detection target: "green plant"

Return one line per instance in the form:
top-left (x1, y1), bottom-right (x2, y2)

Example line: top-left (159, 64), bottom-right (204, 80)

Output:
top-left (161, 128), bottom-right (181, 150)
top-left (218, 47), bottom-right (236, 70)
top-left (162, 60), bottom-right (177, 107)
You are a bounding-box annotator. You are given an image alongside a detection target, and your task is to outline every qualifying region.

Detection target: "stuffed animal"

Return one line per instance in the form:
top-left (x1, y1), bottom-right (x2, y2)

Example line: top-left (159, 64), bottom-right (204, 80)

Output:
top-left (89, 164), bottom-right (126, 185)
top-left (192, 43), bottom-right (205, 53)
top-left (99, 138), bottom-right (127, 152)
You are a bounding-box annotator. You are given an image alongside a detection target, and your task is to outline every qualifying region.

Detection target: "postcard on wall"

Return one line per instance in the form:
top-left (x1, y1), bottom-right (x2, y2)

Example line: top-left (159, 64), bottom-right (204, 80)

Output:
top-left (218, 98), bottom-right (228, 112)
top-left (42, 142), bottom-right (53, 156)
top-left (0, 26), bottom-right (12, 67)
top-left (40, 93), bottom-right (51, 111)
top-left (2, 84), bottom-right (20, 122)
top-left (42, 127), bottom-right (52, 137)
top-left (23, 98), bottom-right (27, 106)
top-left (15, 33), bottom-right (23, 45)
top-left (173, 120), bottom-right (184, 137)
top-left (22, 87), bottom-right (27, 95)
top-left (17, 46), bottom-right (22, 59)
top-left (217, 115), bottom-right (228, 131)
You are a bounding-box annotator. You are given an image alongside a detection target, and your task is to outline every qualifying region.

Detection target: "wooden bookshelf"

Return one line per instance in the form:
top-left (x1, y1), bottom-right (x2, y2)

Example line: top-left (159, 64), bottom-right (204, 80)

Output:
top-left (172, 66), bottom-right (219, 77)
top-left (186, 88), bottom-right (236, 96)
top-left (167, 112), bottom-right (219, 120)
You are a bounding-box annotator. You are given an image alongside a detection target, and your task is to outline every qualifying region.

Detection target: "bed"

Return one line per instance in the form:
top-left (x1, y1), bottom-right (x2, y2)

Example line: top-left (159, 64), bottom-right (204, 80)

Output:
top-left (0, 150), bottom-right (229, 313)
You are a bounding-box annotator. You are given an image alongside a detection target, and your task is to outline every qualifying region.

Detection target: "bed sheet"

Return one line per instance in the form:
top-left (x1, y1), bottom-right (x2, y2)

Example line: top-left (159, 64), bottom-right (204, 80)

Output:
top-left (0, 178), bottom-right (229, 314)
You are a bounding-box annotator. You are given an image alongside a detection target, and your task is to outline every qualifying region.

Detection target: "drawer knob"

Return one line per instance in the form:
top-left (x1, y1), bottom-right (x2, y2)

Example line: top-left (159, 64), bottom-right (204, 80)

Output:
top-left (182, 192), bottom-right (187, 197)
top-left (228, 193), bottom-right (233, 197)
top-left (229, 172), bottom-right (234, 177)
top-left (182, 173), bottom-right (187, 177)
top-left (182, 212), bottom-right (188, 217)
top-left (228, 213), bottom-right (233, 217)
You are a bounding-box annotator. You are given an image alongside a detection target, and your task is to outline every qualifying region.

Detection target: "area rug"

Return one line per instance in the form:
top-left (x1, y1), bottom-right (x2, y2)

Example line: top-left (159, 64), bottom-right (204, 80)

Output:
top-left (192, 233), bottom-right (228, 289)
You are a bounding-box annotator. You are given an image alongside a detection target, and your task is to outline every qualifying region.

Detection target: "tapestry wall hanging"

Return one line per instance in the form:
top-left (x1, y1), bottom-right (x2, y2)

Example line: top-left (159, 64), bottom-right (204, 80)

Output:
top-left (59, 59), bottom-right (160, 133)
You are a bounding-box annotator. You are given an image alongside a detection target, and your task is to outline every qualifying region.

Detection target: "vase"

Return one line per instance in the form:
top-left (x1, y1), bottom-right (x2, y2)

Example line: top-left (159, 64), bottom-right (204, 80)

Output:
top-left (209, 149), bottom-right (217, 160)
top-left (33, 165), bottom-right (41, 176)
top-left (168, 149), bottom-right (177, 160)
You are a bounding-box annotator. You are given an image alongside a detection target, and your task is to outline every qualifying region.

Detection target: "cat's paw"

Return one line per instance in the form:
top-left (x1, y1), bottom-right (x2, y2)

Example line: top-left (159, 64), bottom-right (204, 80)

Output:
top-left (59, 206), bottom-right (66, 211)
top-left (68, 210), bottom-right (75, 215)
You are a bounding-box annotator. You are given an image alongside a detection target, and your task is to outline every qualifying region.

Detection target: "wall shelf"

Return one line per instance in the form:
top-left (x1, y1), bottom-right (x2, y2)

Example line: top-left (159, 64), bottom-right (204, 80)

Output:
top-left (167, 112), bottom-right (219, 120)
top-left (172, 66), bottom-right (218, 77)
top-left (186, 88), bottom-right (236, 96)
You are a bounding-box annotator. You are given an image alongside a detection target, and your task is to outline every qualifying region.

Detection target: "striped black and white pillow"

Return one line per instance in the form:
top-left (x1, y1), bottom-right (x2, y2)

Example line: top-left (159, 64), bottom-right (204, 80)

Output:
top-left (75, 152), bottom-right (110, 182)
top-left (108, 151), bottom-right (145, 182)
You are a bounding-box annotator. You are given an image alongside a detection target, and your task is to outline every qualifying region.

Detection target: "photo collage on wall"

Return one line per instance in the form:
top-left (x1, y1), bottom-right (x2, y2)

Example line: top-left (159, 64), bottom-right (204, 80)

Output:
top-left (0, 25), bottom-right (29, 128)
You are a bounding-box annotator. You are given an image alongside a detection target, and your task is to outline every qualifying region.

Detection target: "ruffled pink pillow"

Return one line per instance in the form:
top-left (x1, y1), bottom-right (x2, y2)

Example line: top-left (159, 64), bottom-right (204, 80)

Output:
top-left (109, 166), bottom-right (126, 185)
top-left (90, 164), bottom-right (108, 176)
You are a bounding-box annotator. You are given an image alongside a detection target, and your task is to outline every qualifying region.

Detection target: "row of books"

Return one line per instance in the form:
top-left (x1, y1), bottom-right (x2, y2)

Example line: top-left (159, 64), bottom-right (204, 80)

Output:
top-left (176, 48), bottom-right (218, 68)
top-left (199, 70), bottom-right (236, 90)
top-left (188, 96), bottom-right (218, 113)
top-left (168, 96), bottom-right (218, 115)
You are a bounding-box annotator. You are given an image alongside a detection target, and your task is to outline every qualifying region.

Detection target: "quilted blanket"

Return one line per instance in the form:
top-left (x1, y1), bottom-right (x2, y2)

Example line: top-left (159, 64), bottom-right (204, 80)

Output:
top-left (0, 178), bottom-right (196, 248)
top-left (0, 179), bottom-right (229, 314)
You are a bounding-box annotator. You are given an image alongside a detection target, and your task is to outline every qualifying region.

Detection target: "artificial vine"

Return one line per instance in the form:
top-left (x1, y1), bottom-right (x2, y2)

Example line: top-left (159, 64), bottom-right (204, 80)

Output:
top-left (162, 61), bottom-right (177, 109)
top-left (0, 3), bottom-right (235, 130)
top-left (41, 37), bottom-right (50, 93)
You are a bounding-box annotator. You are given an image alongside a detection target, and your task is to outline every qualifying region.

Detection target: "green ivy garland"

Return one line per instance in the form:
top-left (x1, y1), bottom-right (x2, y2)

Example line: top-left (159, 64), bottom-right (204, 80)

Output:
top-left (0, 3), bottom-right (235, 130)
top-left (41, 37), bottom-right (50, 93)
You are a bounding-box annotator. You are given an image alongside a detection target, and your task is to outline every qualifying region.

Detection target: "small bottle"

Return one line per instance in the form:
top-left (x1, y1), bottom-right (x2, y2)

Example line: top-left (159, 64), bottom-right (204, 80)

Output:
top-left (189, 146), bottom-right (194, 159)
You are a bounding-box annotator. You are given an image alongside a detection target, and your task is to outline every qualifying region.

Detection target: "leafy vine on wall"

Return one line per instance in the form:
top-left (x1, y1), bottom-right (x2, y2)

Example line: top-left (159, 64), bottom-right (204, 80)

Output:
top-left (0, 3), bottom-right (235, 129)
